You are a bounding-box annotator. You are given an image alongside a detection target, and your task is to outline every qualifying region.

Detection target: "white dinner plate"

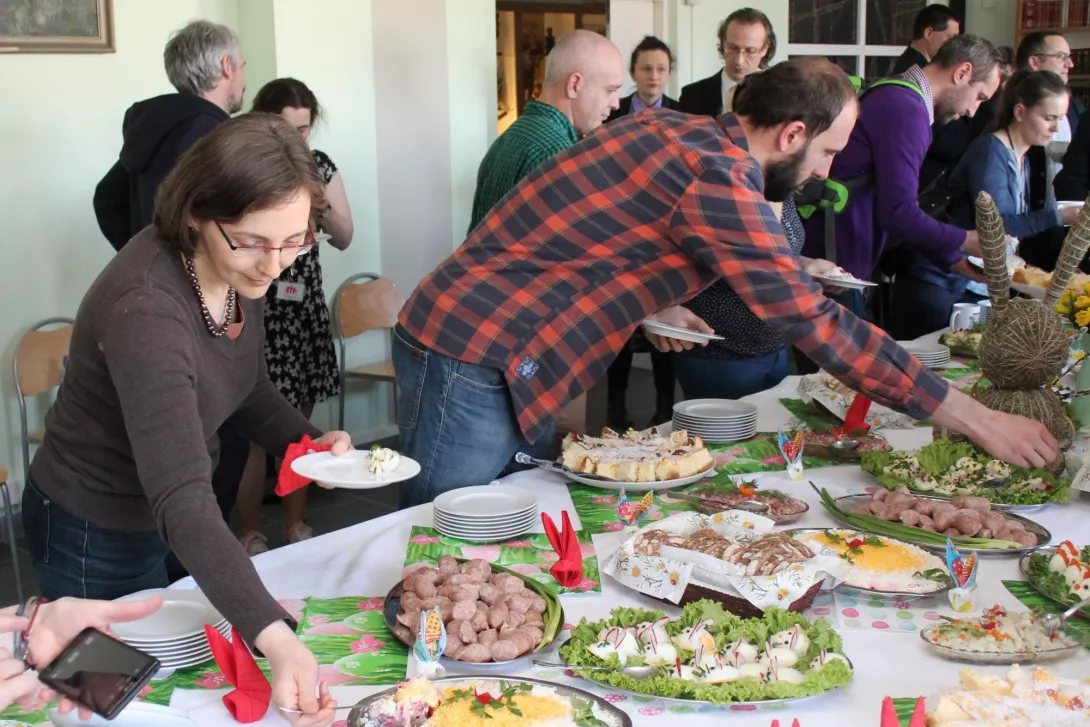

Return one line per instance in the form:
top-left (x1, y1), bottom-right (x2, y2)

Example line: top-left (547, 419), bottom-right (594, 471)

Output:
top-left (132, 630), bottom-right (227, 654)
top-left (432, 486), bottom-right (538, 517)
top-left (814, 273), bottom-right (877, 289)
top-left (291, 450), bottom-right (421, 489)
top-left (433, 504), bottom-right (537, 521)
top-left (641, 320), bottom-right (724, 342)
top-left (434, 521), bottom-right (536, 536)
top-left (673, 417), bottom-right (757, 428)
top-left (112, 590), bottom-right (225, 642)
top-left (1012, 281), bottom-right (1047, 300)
top-left (118, 619), bottom-right (229, 646)
top-left (433, 515), bottom-right (538, 532)
top-left (433, 529), bottom-right (535, 543)
top-left (674, 399), bottom-right (758, 420)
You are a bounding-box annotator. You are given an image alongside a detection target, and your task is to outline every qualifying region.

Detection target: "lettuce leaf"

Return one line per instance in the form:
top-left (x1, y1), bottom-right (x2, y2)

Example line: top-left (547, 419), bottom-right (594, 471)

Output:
top-left (914, 440), bottom-right (982, 474)
top-left (559, 602), bottom-right (852, 703)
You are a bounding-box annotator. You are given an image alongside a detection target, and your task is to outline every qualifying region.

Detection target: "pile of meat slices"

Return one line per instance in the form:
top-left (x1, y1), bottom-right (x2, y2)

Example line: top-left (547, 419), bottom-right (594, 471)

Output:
top-left (851, 487), bottom-right (1039, 547)
top-left (394, 556), bottom-right (549, 663)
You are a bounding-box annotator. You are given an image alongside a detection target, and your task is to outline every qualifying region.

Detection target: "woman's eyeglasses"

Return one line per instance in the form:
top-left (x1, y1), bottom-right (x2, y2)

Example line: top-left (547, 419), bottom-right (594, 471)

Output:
top-left (214, 221), bottom-right (316, 259)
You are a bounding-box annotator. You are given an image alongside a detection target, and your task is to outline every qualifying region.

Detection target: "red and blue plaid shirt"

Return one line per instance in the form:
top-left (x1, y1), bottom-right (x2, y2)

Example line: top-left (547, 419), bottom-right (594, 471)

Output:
top-left (400, 111), bottom-right (949, 442)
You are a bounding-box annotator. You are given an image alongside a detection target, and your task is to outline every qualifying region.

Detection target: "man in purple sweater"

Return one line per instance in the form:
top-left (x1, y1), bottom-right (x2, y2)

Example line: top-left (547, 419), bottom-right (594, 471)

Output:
top-left (802, 35), bottom-right (1001, 319)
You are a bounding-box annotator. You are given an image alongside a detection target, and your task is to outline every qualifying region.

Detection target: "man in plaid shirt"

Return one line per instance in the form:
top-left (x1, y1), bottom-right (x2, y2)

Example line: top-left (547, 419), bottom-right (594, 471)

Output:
top-left (394, 58), bottom-right (1058, 508)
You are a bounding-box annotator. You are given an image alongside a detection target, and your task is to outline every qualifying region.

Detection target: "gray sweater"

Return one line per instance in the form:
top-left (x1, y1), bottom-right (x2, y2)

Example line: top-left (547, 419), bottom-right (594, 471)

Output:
top-left (32, 226), bottom-right (322, 643)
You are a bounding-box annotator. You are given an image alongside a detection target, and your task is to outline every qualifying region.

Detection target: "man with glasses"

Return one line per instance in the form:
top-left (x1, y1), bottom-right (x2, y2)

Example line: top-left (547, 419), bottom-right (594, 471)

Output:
top-left (677, 8), bottom-right (774, 117)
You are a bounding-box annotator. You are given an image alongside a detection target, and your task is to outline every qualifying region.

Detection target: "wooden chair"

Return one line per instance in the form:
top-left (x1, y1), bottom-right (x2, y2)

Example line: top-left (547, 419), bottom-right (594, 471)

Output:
top-left (15, 318), bottom-right (75, 481)
top-left (11, 317), bottom-right (73, 601)
top-left (331, 274), bottom-right (406, 431)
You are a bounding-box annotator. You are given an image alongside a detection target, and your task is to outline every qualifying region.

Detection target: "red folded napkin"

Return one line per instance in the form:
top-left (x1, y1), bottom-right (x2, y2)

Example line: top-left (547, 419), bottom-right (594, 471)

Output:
top-left (880, 697), bottom-right (898, 727)
top-left (541, 511), bottom-right (583, 587)
top-left (908, 698), bottom-right (926, 727)
top-left (204, 625), bottom-right (271, 723)
top-left (276, 435), bottom-right (332, 497)
top-left (842, 394), bottom-right (872, 437)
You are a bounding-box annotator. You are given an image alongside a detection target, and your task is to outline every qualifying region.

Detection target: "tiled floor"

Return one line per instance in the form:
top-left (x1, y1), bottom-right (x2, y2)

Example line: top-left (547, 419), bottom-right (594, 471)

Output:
top-left (0, 368), bottom-right (662, 603)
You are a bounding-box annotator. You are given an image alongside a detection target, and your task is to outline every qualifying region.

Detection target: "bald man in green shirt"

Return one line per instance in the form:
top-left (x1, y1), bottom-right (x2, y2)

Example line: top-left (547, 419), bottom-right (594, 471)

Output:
top-left (468, 30), bottom-right (626, 233)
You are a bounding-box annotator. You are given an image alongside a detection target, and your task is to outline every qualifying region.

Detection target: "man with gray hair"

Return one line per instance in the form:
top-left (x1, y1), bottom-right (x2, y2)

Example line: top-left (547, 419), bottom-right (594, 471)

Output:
top-left (468, 29), bottom-right (624, 232)
top-left (94, 19), bottom-right (246, 251)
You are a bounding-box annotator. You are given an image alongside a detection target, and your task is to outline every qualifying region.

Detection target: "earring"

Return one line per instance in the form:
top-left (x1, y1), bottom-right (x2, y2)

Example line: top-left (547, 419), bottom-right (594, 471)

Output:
top-left (188, 225), bottom-right (197, 233)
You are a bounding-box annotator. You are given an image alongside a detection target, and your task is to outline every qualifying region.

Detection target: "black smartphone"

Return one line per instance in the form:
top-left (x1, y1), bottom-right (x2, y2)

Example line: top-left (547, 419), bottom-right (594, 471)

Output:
top-left (37, 628), bottom-right (160, 720)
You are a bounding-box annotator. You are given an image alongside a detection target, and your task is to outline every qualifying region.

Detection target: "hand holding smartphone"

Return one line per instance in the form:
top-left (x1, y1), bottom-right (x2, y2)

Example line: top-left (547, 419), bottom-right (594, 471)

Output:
top-left (37, 628), bottom-right (159, 720)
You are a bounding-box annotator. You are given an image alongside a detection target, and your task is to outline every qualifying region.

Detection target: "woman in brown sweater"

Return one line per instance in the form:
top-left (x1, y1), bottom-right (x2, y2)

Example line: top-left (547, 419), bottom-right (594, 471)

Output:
top-left (23, 114), bottom-right (347, 725)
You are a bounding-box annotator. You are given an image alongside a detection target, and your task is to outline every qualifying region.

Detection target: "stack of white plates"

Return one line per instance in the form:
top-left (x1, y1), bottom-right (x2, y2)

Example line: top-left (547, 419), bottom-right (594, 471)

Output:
top-left (112, 589), bottom-right (229, 670)
top-left (899, 341), bottom-right (951, 369)
top-left (672, 399), bottom-right (758, 443)
top-left (433, 485), bottom-right (539, 542)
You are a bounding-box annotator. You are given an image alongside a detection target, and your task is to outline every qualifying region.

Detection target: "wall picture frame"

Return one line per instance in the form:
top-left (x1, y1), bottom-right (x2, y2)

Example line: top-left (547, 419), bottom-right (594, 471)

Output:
top-left (0, 0), bottom-right (115, 54)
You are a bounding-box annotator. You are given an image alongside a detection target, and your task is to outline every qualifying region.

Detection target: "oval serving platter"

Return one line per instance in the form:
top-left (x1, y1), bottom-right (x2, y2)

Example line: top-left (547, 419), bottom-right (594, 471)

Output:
top-left (784, 528), bottom-right (955, 600)
top-left (559, 648), bottom-right (854, 709)
top-left (347, 675), bottom-right (632, 727)
top-left (1018, 546), bottom-right (1090, 619)
top-left (383, 563), bottom-right (565, 668)
top-left (919, 624), bottom-right (1081, 665)
top-left (830, 495), bottom-right (1051, 556)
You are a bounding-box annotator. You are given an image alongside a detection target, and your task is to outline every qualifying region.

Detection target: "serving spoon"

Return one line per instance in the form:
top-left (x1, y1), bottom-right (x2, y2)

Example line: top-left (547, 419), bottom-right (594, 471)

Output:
top-left (514, 453), bottom-right (622, 483)
top-left (1039, 594), bottom-right (1090, 637)
top-left (532, 659), bottom-right (659, 681)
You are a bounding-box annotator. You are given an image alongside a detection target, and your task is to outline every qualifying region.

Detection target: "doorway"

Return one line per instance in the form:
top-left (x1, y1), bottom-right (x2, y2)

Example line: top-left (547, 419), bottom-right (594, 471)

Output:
top-left (496, 1), bottom-right (609, 134)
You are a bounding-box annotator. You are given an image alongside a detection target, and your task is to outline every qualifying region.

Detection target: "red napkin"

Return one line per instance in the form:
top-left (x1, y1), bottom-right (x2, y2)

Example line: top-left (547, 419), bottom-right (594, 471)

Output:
top-left (880, 697), bottom-right (899, 727)
top-left (908, 698), bottom-right (926, 727)
top-left (204, 625), bottom-right (271, 723)
top-left (276, 435), bottom-right (331, 497)
top-left (541, 511), bottom-right (583, 587)
top-left (842, 394), bottom-right (872, 437)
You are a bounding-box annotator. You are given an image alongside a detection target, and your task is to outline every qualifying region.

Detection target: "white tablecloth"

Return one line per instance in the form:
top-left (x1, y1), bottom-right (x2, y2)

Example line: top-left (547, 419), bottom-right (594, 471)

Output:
top-left (166, 376), bottom-right (1090, 726)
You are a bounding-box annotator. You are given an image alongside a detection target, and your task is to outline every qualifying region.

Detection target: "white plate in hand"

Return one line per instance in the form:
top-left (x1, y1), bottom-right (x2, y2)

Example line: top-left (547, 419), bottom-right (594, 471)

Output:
top-left (641, 320), bottom-right (723, 343)
top-left (291, 450), bottom-right (420, 489)
top-left (813, 272), bottom-right (877, 289)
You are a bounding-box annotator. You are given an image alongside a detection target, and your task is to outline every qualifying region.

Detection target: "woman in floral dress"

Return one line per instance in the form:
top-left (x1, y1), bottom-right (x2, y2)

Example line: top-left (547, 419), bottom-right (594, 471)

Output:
top-left (237, 79), bottom-right (354, 554)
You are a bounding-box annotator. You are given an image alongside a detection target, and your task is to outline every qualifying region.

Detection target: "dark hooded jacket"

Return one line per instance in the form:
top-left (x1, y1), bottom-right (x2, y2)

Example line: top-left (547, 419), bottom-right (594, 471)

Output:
top-left (93, 94), bottom-right (228, 251)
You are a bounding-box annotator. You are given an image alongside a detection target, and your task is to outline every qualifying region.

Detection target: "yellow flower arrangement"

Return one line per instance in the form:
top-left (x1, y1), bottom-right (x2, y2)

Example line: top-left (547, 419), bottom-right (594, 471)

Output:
top-left (1083, 281), bottom-right (1090, 295)
top-left (1078, 309), bottom-right (1090, 328)
top-left (1064, 289), bottom-right (1077, 304)
top-left (1058, 303), bottom-right (1073, 316)
top-left (1077, 296), bottom-right (1090, 309)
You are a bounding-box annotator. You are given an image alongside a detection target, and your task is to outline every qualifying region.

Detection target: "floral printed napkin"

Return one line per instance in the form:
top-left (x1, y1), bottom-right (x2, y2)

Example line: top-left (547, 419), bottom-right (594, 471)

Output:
top-left (140, 596), bottom-right (408, 707)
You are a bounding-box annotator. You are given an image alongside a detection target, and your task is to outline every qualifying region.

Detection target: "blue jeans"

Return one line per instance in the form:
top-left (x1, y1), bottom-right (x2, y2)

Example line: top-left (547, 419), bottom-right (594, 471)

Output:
top-left (393, 325), bottom-right (555, 509)
top-left (674, 348), bottom-right (788, 400)
top-left (22, 476), bottom-right (170, 600)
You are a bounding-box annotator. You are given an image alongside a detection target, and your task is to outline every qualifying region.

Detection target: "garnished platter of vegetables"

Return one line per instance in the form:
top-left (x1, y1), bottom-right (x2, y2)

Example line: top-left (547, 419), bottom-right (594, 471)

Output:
top-left (558, 601), bottom-right (852, 706)
top-left (860, 439), bottom-right (1070, 510)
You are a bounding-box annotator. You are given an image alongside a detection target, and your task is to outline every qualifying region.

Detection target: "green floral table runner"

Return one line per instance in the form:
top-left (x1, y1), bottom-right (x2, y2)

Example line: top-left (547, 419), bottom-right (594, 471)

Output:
top-left (403, 527), bottom-right (601, 593)
top-left (0, 595), bottom-right (411, 722)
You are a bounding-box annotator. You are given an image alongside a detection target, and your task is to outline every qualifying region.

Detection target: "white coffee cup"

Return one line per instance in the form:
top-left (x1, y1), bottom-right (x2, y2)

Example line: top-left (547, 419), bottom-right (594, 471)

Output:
top-left (978, 299), bottom-right (991, 324)
top-left (949, 302), bottom-right (980, 330)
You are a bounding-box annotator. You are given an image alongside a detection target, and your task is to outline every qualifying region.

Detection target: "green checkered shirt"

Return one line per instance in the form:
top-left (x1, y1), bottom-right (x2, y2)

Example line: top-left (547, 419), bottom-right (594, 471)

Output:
top-left (468, 101), bottom-right (579, 233)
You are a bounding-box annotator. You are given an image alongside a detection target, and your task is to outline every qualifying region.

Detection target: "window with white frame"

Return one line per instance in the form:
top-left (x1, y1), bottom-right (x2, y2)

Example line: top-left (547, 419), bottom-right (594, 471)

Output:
top-left (787, 0), bottom-right (933, 80)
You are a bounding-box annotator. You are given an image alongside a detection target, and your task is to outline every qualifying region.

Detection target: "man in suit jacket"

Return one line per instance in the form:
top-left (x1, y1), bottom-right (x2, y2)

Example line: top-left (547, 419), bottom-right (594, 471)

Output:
top-left (606, 36), bottom-right (678, 124)
top-left (891, 4), bottom-right (961, 75)
top-left (677, 7), bottom-right (774, 118)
